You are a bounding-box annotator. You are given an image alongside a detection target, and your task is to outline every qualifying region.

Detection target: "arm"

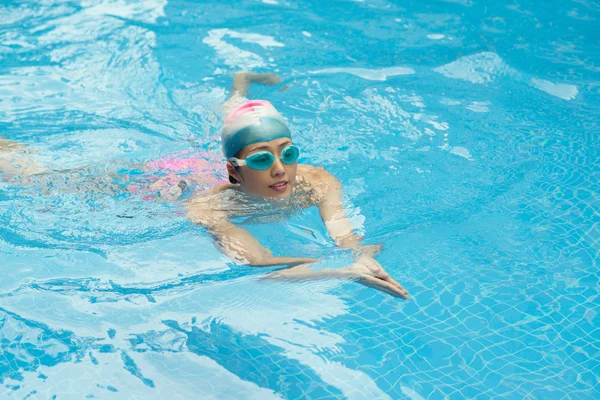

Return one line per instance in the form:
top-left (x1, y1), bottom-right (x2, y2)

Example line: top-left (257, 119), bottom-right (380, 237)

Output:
top-left (307, 166), bottom-right (375, 252)
top-left (316, 171), bottom-right (364, 249)
top-left (186, 191), bottom-right (316, 267)
top-left (186, 174), bottom-right (408, 298)
top-left (298, 166), bottom-right (409, 299)
top-left (0, 137), bottom-right (48, 180)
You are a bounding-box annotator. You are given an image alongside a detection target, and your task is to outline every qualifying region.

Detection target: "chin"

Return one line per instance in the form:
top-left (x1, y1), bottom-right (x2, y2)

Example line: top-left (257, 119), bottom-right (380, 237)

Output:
top-left (268, 188), bottom-right (292, 199)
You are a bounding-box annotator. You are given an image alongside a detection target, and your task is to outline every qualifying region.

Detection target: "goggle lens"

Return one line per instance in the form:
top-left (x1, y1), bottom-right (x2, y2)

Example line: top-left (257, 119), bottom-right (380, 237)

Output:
top-left (246, 152), bottom-right (275, 170)
top-left (281, 145), bottom-right (300, 164)
top-left (244, 145), bottom-right (300, 170)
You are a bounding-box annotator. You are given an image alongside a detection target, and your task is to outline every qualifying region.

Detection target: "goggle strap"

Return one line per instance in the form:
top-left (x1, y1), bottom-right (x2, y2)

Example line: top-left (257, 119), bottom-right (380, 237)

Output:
top-left (227, 158), bottom-right (246, 167)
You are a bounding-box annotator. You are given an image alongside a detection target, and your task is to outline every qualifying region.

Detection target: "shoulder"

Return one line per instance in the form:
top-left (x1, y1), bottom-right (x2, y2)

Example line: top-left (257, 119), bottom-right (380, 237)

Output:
top-left (185, 184), bottom-right (236, 226)
top-left (298, 164), bottom-right (339, 184)
top-left (296, 164), bottom-right (341, 201)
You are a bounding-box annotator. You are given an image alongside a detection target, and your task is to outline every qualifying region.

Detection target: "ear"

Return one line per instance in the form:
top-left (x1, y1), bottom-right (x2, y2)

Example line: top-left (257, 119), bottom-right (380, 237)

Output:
top-left (226, 162), bottom-right (243, 184)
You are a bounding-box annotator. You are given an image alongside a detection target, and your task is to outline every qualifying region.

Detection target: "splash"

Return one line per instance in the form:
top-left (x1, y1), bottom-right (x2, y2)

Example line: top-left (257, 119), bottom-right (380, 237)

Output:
top-left (203, 29), bottom-right (284, 69)
top-left (434, 51), bottom-right (578, 100)
top-left (310, 66), bottom-right (415, 81)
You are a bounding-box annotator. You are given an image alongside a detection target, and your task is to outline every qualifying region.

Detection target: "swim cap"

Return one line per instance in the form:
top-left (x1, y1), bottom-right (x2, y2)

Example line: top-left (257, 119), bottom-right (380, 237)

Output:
top-left (221, 100), bottom-right (291, 159)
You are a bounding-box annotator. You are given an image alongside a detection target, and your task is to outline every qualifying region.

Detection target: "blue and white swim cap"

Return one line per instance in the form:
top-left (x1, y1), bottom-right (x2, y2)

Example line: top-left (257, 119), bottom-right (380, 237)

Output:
top-left (221, 100), bottom-right (291, 158)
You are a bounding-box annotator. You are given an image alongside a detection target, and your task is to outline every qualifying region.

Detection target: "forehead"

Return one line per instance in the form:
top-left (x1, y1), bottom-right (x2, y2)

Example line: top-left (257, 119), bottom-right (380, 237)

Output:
top-left (243, 137), bottom-right (292, 154)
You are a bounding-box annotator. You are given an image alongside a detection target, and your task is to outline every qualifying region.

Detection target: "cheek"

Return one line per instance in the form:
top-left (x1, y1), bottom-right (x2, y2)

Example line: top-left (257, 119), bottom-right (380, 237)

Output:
top-left (242, 169), bottom-right (268, 185)
top-left (287, 165), bottom-right (298, 179)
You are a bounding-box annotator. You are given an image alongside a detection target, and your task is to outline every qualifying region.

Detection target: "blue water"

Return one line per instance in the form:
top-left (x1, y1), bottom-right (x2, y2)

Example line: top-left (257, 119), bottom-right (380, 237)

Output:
top-left (1, 0), bottom-right (599, 398)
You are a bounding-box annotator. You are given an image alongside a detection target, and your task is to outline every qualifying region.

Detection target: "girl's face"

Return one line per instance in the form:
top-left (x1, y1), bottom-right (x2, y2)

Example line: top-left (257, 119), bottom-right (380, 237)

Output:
top-left (227, 137), bottom-right (297, 199)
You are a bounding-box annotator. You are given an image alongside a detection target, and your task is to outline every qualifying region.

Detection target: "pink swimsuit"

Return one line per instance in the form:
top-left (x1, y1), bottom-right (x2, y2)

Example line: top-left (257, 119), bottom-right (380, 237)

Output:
top-left (126, 150), bottom-right (228, 201)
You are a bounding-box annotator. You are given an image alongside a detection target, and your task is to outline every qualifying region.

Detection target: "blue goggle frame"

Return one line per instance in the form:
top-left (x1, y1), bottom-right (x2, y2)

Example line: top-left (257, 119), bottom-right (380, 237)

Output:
top-left (228, 145), bottom-right (300, 170)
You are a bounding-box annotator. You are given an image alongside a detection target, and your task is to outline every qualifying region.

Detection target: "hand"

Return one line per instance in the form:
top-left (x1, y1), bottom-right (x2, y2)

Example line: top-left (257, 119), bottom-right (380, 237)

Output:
top-left (346, 256), bottom-right (409, 299)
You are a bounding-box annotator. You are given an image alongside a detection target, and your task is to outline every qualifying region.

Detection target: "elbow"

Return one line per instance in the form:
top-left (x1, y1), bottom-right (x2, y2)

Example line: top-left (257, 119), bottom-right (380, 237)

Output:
top-left (238, 252), bottom-right (274, 267)
top-left (241, 255), bottom-right (262, 267)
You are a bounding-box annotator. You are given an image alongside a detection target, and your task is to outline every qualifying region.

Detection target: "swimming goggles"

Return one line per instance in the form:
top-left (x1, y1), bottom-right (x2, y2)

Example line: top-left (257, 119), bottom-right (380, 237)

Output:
top-left (228, 145), bottom-right (300, 170)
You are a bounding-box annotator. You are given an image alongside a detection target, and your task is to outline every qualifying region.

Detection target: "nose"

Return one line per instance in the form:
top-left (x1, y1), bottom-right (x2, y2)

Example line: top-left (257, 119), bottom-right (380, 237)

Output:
top-left (270, 157), bottom-right (286, 177)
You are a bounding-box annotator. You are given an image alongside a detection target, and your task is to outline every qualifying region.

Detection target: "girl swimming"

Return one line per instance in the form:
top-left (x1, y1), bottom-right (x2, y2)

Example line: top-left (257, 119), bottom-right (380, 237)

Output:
top-left (0, 72), bottom-right (409, 299)
top-left (185, 72), bottom-right (409, 299)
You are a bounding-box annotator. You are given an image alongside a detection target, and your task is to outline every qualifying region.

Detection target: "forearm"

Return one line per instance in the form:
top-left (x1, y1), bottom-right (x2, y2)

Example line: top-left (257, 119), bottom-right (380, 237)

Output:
top-left (208, 222), bottom-right (317, 267)
top-left (224, 244), bottom-right (317, 268)
top-left (319, 192), bottom-right (375, 253)
top-left (248, 256), bottom-right (318, 267)
top-left (335, 231), bottom-right (363, 249)
top-left (263, 264), bottom-right (356, 281)
top-left (326, 224), bottom-right (382, 259)
top-left (324, 216), bottom-right (384, 258)
top-left (323, 214), bottom-right (362, 247)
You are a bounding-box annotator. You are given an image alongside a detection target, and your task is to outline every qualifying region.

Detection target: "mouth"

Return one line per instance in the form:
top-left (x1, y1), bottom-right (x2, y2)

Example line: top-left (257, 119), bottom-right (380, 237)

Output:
top-left (269, 180), bottom-right (289, 192)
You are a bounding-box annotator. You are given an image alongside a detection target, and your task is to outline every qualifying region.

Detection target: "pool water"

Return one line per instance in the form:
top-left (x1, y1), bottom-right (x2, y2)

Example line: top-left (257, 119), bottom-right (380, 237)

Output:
top-left (1, 0), bottom-right (599, 398)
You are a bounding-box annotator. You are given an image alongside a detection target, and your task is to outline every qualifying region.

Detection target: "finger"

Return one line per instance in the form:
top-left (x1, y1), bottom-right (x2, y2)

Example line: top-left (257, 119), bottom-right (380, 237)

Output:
top-left (369, 278), bottom-right (408, 299)
top-left (372, 275), bottom-right (410, 299)
top-left (383, 275), bottom-right (408, 293)
top-left (359, 275), bottom-right (409, 299)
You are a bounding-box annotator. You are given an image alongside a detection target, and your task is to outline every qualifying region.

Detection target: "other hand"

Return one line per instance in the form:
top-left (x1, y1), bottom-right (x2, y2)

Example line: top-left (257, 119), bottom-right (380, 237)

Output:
top-left (346, 256), bottom-right (409, 299)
